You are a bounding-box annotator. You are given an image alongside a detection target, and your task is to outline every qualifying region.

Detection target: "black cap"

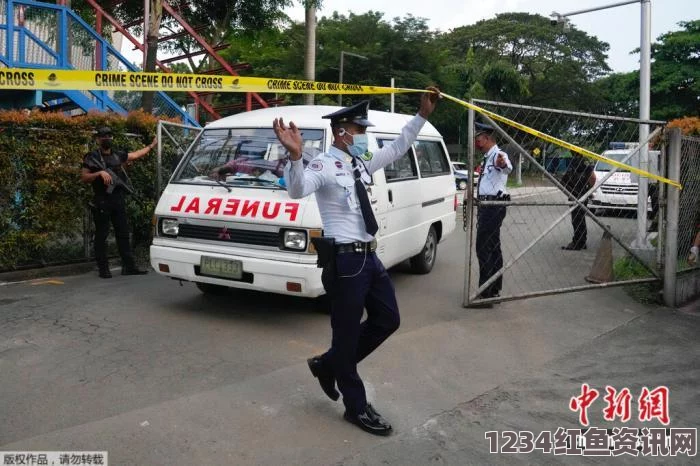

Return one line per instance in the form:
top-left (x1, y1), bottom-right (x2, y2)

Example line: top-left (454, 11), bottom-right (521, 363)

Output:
top-left (322, 100), bottom-right (374, 127)
top-left (96, 126), bottom-right (113, 137)
top-left (474, 122), bottom-right (494, 137)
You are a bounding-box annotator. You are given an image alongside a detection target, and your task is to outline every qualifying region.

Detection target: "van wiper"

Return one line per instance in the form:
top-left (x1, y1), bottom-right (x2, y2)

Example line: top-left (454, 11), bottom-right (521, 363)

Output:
top-left (212, 177), bottom-right (232, 192)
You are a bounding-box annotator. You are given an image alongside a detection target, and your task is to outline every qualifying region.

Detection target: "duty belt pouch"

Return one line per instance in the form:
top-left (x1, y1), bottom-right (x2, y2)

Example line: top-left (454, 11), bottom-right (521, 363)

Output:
top-left (311, 237), bottom-right (337, 294)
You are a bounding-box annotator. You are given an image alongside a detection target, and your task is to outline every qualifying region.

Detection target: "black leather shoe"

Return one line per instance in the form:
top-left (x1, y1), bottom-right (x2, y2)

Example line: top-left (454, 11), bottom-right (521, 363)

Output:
top-left (562, 243), bottom-right (587, 250)
top-left (344, 403), bottom-right (393, 436)
top-left (98, 269), bottom-right (112, 279)
top-left (307, 356), bottom-right (339, 401)
top-left (121, 267), bottom-right (148, 275)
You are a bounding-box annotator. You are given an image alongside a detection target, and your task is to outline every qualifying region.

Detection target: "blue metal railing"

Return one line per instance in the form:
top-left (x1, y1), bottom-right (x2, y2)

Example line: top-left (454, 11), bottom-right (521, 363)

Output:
top-left (1, 0), bottom-right (199, 126)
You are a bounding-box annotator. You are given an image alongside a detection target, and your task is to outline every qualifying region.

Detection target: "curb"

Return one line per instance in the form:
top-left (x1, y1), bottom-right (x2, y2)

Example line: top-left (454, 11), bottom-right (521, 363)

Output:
top-left (0, 261), bottom-right (122, 284)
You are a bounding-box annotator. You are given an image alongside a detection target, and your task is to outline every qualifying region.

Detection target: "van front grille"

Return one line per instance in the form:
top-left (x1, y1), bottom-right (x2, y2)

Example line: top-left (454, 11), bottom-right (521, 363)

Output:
top-left (601, 185), bottom-right (638, 195)
top-left (177, 224), bottom-right (281, 247)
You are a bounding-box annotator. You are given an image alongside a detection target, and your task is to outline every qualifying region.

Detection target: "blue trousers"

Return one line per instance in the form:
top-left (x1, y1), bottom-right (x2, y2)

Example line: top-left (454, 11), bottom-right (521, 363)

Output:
top-left (320, 251), bottom-right (400, 415)
top-left (476, 205), bottom-right (506, 298)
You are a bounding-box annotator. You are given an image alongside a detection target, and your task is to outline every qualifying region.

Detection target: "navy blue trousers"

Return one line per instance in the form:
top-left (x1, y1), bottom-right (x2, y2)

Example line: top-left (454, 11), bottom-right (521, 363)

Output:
top-left (476, 205), bottom-right (506, 298)
top-left (320, 251), bottom-right (400, 415)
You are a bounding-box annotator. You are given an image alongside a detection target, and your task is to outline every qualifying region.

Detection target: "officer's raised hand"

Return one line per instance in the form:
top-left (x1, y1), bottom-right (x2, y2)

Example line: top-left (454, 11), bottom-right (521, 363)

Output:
top-left (418, 86), bottom-right (441, 119)
top-left (273, 117), bottom-right (303, 161)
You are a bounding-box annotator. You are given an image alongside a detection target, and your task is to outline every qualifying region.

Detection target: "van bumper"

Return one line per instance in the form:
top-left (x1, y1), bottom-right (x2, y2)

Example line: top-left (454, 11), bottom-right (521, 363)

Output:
top-left (590, 194), bottom-right (651, 211)
top-left (150, 245), bottom-right (325, 298)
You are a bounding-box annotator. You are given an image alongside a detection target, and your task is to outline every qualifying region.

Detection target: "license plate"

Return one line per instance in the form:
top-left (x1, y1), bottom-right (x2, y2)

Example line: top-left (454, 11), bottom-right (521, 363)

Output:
top-left (200, 256), bottom-right (242, 280)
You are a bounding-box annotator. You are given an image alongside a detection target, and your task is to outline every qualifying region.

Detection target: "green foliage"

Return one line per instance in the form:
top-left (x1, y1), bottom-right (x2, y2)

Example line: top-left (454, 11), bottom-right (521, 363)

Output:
top-left (593, 20), bottom-right (699, 120)
top-left (0, 110), bottom-right (169, 271)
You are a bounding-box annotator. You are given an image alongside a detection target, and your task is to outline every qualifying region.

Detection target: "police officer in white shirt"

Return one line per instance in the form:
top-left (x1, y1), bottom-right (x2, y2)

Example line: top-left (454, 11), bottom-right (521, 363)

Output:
top-left (474, 123), bottom-right (512, 303)
top-left (273, 87), bottom-right (440, 436)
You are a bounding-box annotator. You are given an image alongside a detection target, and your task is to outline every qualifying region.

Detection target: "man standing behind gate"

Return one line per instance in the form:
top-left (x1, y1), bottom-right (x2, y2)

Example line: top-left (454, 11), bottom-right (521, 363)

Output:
top-left (561, 154), bottom-right (596, 250)
top-left (272, 88), bottom-right (440, 436)
top-left (474, 123), bottom-right (512, 302)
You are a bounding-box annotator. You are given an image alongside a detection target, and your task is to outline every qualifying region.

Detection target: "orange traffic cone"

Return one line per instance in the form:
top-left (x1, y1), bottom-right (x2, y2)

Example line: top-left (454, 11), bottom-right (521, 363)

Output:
top-left (585, 230), bottom-right (614, 284)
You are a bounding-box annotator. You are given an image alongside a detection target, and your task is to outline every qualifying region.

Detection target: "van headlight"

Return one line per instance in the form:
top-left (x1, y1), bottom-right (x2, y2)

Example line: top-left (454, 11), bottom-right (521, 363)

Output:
top-left (160, 218), bottom-right (179, 237)
top-left (282, 230), bottom-right (306, 251)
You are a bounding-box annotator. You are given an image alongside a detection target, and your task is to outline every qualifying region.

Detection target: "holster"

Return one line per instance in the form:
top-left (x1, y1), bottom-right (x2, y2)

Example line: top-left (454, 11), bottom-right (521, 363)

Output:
top-left (311, 237), bottom-right (337, 294)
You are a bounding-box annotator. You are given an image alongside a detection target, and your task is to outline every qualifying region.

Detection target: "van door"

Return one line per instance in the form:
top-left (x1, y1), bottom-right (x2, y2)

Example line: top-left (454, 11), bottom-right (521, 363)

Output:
top-left (375, 136), bottom-right (422, 268)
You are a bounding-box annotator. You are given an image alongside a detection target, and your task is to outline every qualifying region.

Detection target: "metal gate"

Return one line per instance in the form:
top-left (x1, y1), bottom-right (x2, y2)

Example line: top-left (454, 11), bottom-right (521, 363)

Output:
top-left (155, 120), bottom-right (202, 200)
top-left (462, 100), bottom-right (669, 307)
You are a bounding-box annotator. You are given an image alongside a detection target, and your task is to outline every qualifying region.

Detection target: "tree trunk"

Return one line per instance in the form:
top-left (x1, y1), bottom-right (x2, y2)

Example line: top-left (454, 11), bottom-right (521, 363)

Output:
top-left (142, 0), bottom-right (162, 113)
top-left (303, 6), bottom-right (316, 105)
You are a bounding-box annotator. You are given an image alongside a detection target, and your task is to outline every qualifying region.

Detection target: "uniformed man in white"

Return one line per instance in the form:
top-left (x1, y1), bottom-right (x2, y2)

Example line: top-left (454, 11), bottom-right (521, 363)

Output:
top-left (272, 88), bottom-right (440, 436)
top-left (474, 123), bottom-right (512, 303)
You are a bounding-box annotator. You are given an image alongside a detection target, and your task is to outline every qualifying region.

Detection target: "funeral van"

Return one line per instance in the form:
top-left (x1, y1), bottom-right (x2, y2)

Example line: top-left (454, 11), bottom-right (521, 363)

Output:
top-left (150, 105), bottom-right (457, 297)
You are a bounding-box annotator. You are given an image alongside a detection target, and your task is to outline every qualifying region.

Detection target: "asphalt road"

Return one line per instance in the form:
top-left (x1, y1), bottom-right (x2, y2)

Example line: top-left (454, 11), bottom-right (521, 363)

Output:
top-left (0, 197), bottom-right (665, 464)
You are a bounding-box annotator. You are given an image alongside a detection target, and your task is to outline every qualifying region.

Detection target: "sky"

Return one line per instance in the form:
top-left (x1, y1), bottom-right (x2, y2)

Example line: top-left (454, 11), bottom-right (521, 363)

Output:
top-left (284, 0), bottom-right (699, 73)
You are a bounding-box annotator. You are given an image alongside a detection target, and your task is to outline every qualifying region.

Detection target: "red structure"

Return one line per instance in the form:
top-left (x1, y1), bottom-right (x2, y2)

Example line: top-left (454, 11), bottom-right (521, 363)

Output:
top-left (70, 0), bottom-right (282, 121)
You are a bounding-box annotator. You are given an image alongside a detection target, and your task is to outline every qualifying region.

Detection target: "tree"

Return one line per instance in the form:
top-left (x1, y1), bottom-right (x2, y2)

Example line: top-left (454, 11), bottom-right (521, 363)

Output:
top-left (441, 13), bottom-right (611, 110)
top-left (593, 20), bottom-right (699, 120)
top-left (648, 20), bottom-right (699, 120)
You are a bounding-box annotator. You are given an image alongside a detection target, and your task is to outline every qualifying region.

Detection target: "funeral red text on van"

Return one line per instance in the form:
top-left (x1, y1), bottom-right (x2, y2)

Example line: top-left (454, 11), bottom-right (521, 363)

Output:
top-left (170, 195), bottom-right (300, 221)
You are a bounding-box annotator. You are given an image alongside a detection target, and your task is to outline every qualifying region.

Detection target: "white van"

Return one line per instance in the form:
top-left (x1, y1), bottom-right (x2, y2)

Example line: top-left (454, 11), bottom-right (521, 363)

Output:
top-left (150, 106), bottom-right (457, 297)
top-left (590, 143), bottom-right (658, 214)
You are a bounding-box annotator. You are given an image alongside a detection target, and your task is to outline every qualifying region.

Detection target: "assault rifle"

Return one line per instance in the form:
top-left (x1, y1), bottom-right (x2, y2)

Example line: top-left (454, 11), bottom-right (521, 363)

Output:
top-left (85, 152), bottom-right (135, 195)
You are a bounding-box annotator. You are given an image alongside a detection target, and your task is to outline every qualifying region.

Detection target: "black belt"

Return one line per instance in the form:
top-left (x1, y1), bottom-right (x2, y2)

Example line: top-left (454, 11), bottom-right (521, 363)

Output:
top-left (336, 240), bottom-right (377, 254)
top-left (478, 194), bottom-right (511, 201)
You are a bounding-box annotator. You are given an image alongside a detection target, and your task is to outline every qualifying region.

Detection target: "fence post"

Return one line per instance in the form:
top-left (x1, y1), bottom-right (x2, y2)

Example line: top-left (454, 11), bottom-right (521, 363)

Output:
top-left (463, 104), bottom-right (475, 307)
top-left (156, 121), bottom-right (162, 200)
top-left (663, 128), bottom-right (681, 307)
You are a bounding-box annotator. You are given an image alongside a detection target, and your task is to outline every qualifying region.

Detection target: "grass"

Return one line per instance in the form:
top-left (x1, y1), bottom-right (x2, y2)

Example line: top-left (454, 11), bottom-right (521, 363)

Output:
top-left (613, 255), bottom-right (662, 304)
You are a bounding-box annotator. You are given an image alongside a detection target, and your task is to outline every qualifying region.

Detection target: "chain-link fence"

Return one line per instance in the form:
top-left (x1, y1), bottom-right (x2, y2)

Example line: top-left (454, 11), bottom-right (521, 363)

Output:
top-left (677, 136), bottom-right (700, 272)
top-left (669, 134), bottom-right (700, 305)
top-left (463, 99), bottom-right (668, 306)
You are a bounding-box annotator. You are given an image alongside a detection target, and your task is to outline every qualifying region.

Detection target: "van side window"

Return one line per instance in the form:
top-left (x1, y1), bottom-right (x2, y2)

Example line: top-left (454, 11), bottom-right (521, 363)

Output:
top-left (377, 138), bottom-right (418, 182)
top-left (415, 141), bottom-right (450, 177)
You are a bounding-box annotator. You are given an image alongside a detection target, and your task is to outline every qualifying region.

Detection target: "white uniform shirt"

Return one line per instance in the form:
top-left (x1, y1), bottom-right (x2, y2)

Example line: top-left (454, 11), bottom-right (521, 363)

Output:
top-left (477, 144), bottom-right (512, 196)
top-left (285, 114), bottom-right (426, 244)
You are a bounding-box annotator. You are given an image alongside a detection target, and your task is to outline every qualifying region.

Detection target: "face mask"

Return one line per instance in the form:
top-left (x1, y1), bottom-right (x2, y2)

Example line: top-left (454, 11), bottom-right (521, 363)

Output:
top-left (100, 139), bottom-right (112, 150)
top-left (346, 133), bottom-right (368, 158)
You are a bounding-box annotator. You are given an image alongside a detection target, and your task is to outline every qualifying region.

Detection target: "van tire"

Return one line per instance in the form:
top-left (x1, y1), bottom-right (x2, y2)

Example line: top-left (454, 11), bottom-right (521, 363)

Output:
top-left (196, 282), bottom-right (229, 295)
top-left (410, 226), bottom-right (438, 274)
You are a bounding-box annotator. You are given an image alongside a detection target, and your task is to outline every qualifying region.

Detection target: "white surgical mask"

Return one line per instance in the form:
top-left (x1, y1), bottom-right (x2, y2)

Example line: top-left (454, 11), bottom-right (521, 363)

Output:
top-left (347, 133), bottom-right (368, 158)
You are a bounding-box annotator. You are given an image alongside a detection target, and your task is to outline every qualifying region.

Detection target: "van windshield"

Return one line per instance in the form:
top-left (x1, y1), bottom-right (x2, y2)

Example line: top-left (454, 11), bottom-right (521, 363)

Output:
top-left (173, 127), bottom-right (324, 189)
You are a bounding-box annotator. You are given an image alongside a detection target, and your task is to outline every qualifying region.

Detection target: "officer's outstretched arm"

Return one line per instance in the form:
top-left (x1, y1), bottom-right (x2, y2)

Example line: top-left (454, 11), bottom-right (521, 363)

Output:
top-left (365, 87), bottom-right (440, 174)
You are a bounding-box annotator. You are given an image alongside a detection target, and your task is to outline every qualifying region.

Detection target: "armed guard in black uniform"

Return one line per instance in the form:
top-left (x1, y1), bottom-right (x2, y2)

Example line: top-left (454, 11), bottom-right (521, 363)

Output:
top-left (80, 126), bottom-right (155, 278)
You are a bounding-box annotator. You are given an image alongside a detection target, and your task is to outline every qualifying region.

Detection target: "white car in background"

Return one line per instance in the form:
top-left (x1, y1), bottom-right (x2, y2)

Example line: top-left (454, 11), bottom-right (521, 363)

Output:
top-left (451, 161), bottom-right (479, 190)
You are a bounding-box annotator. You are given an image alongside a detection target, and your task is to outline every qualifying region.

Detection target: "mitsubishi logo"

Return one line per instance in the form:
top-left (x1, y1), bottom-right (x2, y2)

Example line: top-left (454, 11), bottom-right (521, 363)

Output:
top-left (218, 227), bottom-right (231, 240)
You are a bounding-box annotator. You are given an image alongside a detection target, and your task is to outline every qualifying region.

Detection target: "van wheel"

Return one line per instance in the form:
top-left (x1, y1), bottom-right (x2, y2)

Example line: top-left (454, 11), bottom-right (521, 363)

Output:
top-left (458, 180), bottom-right (468, 191)
top-left (410, 226), bottom-right (438, 274)
top-left (196, 282), bottom-right (229, 295)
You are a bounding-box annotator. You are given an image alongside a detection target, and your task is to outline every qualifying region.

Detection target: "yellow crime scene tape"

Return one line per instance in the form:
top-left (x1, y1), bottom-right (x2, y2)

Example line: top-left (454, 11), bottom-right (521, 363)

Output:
top-left (0, 67), bottom-right (397, 95)
top-left (0, 68), bottom-right (678, 188)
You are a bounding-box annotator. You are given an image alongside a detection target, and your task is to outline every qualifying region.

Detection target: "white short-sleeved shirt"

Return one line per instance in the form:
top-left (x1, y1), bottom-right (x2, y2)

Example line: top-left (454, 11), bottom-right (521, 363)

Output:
top-left (478, 144), bottom-right (512, 196)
